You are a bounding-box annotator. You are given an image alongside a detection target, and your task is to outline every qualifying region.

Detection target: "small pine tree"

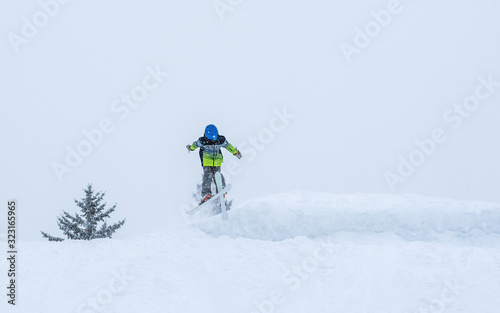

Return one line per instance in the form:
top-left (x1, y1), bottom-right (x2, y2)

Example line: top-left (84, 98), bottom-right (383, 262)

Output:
top-left (41, 184), bottom-right (125, 241)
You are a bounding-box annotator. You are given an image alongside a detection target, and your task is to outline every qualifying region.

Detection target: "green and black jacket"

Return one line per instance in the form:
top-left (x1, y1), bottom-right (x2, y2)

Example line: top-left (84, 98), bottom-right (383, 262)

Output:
top-left (189, 136), bottom-right (237, 167)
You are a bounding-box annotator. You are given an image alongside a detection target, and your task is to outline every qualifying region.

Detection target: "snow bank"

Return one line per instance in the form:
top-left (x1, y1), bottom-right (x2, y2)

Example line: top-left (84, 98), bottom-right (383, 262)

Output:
top-left (2, 193), bottom-right (500, 313)
top-left (195, 192), bottom-right (500, 241)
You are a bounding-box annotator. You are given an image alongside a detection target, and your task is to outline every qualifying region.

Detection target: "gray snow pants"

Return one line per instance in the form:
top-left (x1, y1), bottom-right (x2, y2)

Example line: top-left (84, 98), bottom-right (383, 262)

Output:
top-left (202, 166), bottom-right (226, 197)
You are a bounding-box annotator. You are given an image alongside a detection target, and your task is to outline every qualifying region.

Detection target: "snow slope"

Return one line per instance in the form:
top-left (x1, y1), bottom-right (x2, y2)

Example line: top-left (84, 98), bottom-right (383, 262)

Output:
top-left (197, 192), bottom-right (500, 240)
top-left (2, 193), bottom-right (500, 313)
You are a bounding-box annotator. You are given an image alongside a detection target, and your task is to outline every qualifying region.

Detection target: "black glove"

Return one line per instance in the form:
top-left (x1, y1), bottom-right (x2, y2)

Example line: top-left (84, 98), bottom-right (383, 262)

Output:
top-left (186, 145), bottom-right (192, 152)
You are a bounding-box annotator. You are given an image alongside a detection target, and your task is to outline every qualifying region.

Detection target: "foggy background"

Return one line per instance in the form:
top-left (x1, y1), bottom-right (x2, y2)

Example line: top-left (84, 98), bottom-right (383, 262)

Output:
top-left (1, 0), bottom-right (499, 241)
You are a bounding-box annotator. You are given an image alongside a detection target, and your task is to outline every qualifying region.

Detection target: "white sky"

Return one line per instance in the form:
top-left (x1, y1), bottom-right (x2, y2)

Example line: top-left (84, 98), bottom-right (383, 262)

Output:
top-left (1, 0), bottom-right (499, 241)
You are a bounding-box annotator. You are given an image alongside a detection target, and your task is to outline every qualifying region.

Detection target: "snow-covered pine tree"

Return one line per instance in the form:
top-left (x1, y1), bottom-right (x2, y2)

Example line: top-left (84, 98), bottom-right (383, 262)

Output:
top-left (41, 184), bottom-right (125, 241)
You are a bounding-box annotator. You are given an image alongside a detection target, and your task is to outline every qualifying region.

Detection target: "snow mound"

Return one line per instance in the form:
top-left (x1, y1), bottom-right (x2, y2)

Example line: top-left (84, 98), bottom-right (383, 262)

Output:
top-left (195, 192), bottom-right (500, 241)
top-left (3, 193), bottom-right (500, 313)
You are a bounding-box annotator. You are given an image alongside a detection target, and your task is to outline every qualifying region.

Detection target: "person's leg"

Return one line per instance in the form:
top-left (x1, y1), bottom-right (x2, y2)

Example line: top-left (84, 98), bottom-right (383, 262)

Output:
top-left (201, 166), bottom-right (214, 198)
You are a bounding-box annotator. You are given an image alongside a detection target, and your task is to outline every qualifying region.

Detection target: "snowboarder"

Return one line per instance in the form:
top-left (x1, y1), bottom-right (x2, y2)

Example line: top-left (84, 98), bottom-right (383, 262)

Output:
top-left (186, 124), bottom-right (242, 204)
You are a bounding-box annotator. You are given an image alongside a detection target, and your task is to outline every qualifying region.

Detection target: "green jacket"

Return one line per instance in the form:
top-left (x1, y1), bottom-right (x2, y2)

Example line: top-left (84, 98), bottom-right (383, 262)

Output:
top-left (190, 135), bottom-right (237, 167)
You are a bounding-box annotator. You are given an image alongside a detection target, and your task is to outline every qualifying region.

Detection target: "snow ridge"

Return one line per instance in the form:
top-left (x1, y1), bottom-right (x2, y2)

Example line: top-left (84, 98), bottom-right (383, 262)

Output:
top-left (2, 192), bottom-right (500, 313)
top-left (195, 192), bottom-right (500, 241)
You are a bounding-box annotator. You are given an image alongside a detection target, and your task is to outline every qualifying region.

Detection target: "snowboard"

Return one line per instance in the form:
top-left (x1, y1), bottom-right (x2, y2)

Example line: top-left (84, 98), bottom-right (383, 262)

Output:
top-left (186, 183), bottom-right (232, 216)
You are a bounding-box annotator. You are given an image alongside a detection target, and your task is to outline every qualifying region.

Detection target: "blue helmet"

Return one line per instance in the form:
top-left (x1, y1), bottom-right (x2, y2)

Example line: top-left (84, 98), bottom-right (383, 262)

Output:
top-left (204, 124), bottom-right (218, 140)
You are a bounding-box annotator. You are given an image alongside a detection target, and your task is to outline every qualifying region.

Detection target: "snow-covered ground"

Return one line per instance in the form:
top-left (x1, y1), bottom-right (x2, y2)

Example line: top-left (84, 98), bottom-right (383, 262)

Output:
top-left (2, 192), bottom-right (500, 313)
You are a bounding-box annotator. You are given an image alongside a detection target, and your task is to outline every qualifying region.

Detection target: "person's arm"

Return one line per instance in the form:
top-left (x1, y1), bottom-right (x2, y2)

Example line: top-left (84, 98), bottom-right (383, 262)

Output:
top-left (222, 139), bottom-right (242, 158)
top-left (186, 139), bottom-right (202, 152)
